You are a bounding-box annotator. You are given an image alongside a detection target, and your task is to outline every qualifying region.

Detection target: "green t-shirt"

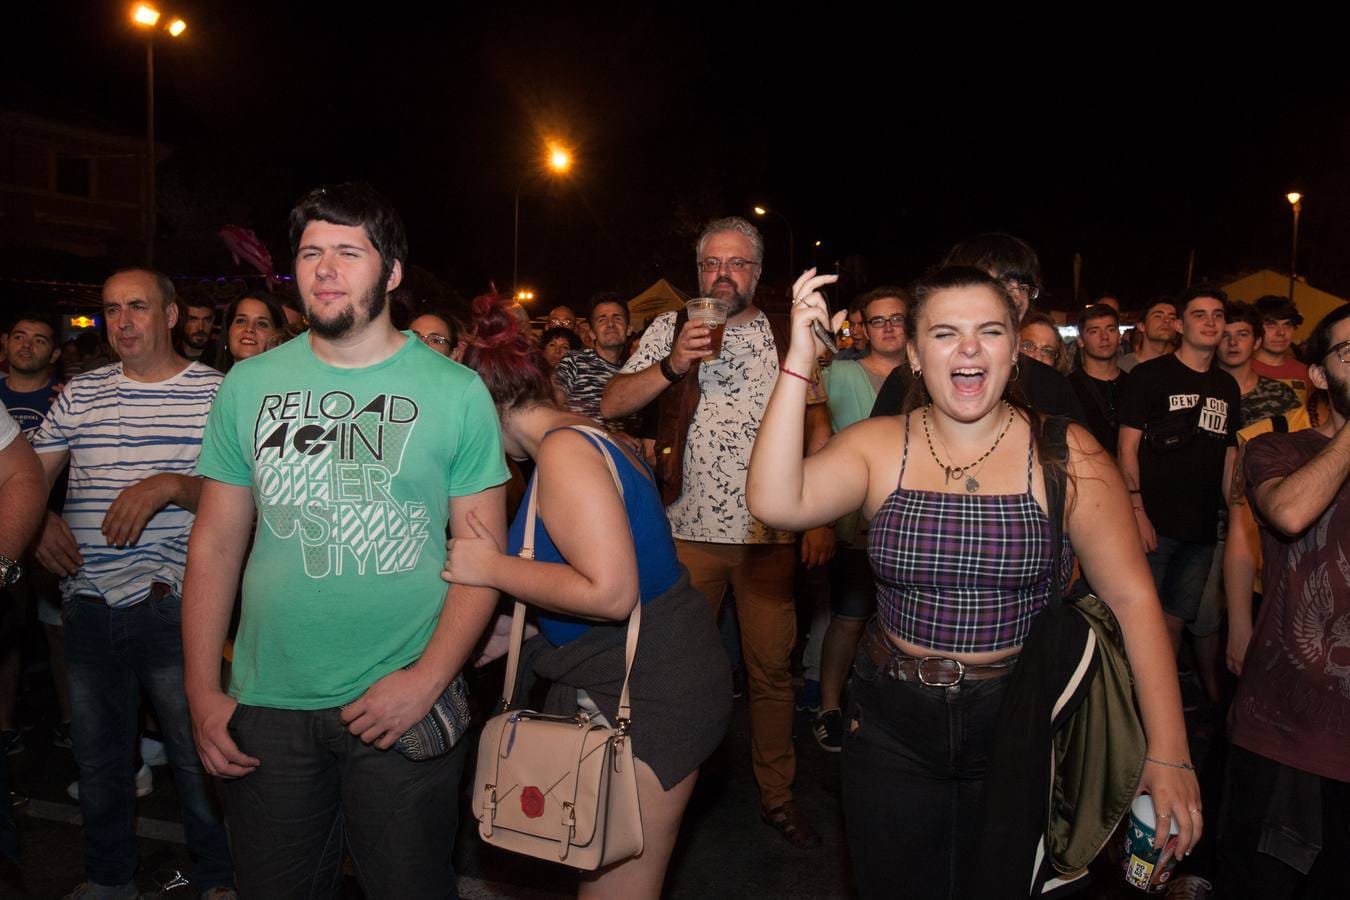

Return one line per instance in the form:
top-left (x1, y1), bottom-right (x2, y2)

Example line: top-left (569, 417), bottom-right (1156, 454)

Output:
top-left (197, 334), bottom-right (509, 709)
top-left (822, 359), bottom-right (882, 546)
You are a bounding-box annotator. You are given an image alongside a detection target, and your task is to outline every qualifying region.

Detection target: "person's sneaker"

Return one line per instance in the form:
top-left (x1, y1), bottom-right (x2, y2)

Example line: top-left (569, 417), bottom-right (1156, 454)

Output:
top-left (796, 678), bottom-right (821, 712)
top-left (62, 880), bottom-right (141, 899)
top-left (140, 734), bottom-right (168, 767)
top-left (52, 720), bottom-right (73, 749)
top-left (1166, 875), bottom-right (1213, 899)
top-left (761, 800), bottom-right (822, 849)
top-left (0, 728), bottom-right (22, 756)
top-left (67, 763), bottom-right (153, 801)
top-left (812, 709), bottom-right (843, 752)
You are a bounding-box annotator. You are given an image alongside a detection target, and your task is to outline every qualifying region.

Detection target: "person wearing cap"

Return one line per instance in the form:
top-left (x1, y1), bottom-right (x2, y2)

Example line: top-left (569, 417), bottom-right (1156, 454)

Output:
top-left (1251, 294), bottom-right (1309, 405)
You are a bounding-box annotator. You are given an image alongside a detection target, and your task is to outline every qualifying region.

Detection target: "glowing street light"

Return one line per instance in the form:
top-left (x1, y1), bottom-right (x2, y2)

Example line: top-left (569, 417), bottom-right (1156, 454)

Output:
top-left (129, 3), bottom-right (189, 264)
top-left (132, 4), bottom-right (161, 26)
top-left (513, 139), bottom-right (575, 293)
top-left (547, 143), bottom-right (572, 174)
top-left (1287, 191), bottom-right (1304, 304)
top-left (752, 204), bottom-right (795, 280)
top-left (516, 289), bottom-right (536, 303)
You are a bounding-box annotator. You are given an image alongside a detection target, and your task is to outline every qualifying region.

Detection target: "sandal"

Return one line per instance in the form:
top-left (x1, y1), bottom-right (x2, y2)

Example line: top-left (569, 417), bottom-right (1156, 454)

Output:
top-left (761, 800), bottom-right (822, 849)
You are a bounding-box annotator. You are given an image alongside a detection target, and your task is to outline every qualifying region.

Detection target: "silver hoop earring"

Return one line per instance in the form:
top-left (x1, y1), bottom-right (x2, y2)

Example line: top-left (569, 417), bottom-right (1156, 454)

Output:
top-left (1011, 358), bottom-right (1021, 381)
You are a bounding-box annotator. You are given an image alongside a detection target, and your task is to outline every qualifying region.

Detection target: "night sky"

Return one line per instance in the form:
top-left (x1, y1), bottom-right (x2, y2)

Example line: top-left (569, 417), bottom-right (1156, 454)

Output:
top-left (9, 3), bottom-right (1350, 315)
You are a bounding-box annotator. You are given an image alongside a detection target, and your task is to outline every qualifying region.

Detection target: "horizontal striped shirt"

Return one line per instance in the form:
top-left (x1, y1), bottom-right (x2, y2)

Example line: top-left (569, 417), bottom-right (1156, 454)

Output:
top-left (32, 362), bottom-right (221, 607)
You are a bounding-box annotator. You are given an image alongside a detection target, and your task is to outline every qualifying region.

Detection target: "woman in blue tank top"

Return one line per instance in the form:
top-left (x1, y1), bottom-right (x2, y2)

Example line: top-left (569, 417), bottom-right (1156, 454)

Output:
top-left (443, 293), bottom-right (730, 899)
top-left (747, 267), bottom-right (1200, 899)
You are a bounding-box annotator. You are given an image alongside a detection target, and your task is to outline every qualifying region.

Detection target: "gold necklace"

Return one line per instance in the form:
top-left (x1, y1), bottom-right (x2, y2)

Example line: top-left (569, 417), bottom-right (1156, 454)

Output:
top-left (921, 402), bottom-right (1015, 493)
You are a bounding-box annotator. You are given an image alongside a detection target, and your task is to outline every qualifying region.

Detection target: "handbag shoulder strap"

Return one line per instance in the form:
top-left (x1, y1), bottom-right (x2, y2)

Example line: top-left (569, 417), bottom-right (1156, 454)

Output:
top-left (1040, 415), bottom-right (1071, 609)
top-left (499, 426), bottom-right (642, 726)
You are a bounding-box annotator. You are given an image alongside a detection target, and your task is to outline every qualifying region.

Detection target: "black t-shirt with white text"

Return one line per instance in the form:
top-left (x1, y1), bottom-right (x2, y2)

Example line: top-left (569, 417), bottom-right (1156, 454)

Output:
top-left (1118, 354), bottom-right (1239, 544)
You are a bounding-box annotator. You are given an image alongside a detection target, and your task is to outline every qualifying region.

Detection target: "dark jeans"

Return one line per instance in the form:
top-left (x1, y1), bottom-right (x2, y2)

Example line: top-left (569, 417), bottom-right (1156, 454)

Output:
top-left (1145, 536), bottom-right (1215, 622)
top-left (1216, 745), bottom-right (1350, 899)
top-left (841, 642), bottom-right (1008, 900)
top-left (222, 704), bottom-right (466, 900)
top-left (63, 592), bottom-right (233, 889)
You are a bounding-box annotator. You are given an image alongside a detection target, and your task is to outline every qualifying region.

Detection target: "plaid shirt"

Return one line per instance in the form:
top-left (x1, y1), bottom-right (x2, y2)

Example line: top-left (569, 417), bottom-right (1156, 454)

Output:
top-left (869, 425), bottom-right (1074, 653)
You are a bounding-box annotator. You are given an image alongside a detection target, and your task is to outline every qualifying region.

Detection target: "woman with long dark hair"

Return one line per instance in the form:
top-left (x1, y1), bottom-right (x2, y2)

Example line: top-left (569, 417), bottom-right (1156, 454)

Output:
top-left (214, 291), bottom-right (287, 373)
top-left (748, 266), bottom-right (1200, 898)
top-left (442, 293), bottom-right (730, 898)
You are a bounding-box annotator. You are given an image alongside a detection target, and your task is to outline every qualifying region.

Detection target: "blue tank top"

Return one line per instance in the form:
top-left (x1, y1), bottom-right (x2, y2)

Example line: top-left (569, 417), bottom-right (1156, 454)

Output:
top-left (506, 428), bottom-right (681, 646)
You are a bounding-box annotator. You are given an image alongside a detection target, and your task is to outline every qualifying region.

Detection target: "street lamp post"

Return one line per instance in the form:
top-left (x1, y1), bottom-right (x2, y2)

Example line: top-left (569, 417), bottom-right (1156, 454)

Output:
top-left (1286, 192), bottom-right (1302, 305)
top-left (513, 141), bottom-right (573, 295)
top-left (752, 205), bottom-right (795, 283)
top-left (130, 4), bottom-right (187, 265)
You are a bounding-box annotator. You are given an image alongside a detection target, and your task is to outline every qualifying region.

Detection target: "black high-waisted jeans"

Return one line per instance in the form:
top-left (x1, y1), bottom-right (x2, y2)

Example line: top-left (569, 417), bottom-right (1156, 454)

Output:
top-left (841, 639), bottom-right (1009, 900)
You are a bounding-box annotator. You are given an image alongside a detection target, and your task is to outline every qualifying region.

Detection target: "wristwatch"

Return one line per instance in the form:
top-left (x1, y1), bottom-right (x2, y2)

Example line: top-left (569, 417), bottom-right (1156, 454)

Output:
top-left (0, 555), bottom-right (22, 589)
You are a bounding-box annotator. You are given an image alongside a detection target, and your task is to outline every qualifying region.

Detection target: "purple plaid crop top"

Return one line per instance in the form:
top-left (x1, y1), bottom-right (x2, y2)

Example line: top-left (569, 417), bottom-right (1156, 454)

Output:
top-left (867, 417), bottom-right (1074, 653)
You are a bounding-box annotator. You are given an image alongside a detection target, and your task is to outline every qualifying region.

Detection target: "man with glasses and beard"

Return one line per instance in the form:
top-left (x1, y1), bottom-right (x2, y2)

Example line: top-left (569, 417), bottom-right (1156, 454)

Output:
top-left (183, 183), bottom-right (508, 897)
top-left (602, 216), bottom-right (830, 849)
top-left (1217, 303), bottom-right (1350, 898)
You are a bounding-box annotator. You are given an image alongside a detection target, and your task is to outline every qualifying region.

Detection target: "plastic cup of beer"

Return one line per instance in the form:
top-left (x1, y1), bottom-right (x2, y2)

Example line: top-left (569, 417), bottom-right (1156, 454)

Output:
top-left (686, 297), bottom-right (731, 358)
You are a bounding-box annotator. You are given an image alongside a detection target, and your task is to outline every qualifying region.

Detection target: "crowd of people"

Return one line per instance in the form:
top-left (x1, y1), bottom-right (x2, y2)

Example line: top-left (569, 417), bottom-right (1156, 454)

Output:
top-left (0, 182), bottom-right (1344, 900)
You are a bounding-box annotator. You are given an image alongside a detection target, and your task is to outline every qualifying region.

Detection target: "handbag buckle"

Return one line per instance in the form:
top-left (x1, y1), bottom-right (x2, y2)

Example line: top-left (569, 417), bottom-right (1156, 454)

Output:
top-left (917, 656), bottom-right (965, 687)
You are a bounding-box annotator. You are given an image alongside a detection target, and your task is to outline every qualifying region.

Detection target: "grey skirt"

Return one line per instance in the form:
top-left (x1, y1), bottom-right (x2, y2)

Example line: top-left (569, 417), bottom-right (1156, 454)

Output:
top-left (528, 568), bottom-right (731, 790)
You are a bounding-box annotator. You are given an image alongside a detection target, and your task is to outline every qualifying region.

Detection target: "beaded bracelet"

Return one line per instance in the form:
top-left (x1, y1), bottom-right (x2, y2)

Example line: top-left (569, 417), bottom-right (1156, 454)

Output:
top-left (780, 367), bottom-right (812, 384)
top-left (1144, 756), bottom-right (1194, 771)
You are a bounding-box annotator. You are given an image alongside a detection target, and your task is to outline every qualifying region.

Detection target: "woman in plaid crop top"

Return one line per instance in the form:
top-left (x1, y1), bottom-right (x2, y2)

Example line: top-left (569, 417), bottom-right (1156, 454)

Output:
top-left (748, 266), bottom-right (1200, 899)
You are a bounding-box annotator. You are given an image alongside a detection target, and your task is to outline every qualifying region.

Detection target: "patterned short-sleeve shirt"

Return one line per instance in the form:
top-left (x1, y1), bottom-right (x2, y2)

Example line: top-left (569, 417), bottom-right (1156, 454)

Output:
top-left (623, 310), bottom-right (805, 544)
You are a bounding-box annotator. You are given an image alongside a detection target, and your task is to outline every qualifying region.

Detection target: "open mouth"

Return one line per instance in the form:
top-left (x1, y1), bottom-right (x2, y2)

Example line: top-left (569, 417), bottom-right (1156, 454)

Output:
top-left (951, 367), bottom-right (987, 393)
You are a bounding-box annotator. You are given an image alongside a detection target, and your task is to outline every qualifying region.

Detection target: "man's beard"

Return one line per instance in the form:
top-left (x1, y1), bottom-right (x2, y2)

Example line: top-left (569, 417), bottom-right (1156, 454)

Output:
top-left (709, 276), bottom-right (755, 315)
top-left (186, 333), bottom-right (210, 349)
top-left (1326, 366), bottom-right (1350, 420)
top-left (308, 282), bottom-right (386, 339)
top-left (8, 354), bottom-right (50, 376)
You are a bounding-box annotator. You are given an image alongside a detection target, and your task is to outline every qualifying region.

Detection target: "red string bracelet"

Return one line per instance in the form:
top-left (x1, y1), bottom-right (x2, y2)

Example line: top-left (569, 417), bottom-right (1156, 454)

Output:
top-left (780, 367), bottom-right (812, 384)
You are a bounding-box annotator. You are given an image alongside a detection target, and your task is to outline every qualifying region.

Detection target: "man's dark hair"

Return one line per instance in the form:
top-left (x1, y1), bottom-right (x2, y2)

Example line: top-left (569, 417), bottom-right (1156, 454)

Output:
top-left (1304, 303), bottom-right (1350, 369)
top-left (1139, 295), bottom-right (1178, 320)
top-left (1254, 294), bottom-right (1304, 327)
top-left (288, 183), bottom-right (408, 289)
top-left (1178, 284), bottom-right (1228, 316)
top-left (586, 291), bottom-right (629, 324)
top-left (7, 309), bottom-right (61, 341)
top-left (539, 326), bottom-right (583, 352)
top-left (943, 233), bottom-right (1041, 286)
top-left (179, 294), bottom-right (215, 312)
top-left (1077, 303), bottom-right (1119, 334)
top-left (853, 285), bottom-right (910, 317)
top-left (1225, 301), bottom-right (1261, 334)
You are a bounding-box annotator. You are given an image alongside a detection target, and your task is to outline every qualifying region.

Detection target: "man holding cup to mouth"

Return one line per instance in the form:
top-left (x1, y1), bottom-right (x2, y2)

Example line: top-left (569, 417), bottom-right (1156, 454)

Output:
top-left (602, 216), bottom-right (831, 849)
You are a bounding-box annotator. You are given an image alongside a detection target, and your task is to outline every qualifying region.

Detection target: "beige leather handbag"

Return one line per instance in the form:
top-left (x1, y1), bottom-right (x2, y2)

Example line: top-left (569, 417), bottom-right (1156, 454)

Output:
top-left (471, 428), bottom-right (644, 870)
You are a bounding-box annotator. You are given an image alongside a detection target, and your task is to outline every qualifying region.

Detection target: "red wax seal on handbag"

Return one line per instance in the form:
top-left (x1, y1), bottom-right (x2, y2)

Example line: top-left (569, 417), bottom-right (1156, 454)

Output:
top-left (521, 786), bottom-right (544, 818)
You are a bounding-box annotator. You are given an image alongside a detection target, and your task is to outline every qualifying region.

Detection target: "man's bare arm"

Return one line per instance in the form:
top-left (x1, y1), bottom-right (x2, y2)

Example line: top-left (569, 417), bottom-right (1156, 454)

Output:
top-left (0, 436), bottom-right (48, 559)
top-left (1252, 423), bottom-right (1350, 536)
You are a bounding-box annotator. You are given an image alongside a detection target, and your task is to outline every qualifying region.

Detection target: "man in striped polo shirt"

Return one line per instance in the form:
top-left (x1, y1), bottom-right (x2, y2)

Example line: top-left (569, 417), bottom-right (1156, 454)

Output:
top-left (31, 269), bottom-right (233, 900)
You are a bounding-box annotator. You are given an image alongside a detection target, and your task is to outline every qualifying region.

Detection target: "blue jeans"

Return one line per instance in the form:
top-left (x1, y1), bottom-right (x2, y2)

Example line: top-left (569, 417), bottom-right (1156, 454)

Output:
top-left (221, 704), bottom-right (466, 899)
top-left (1146, 536), bottom-right (1216, 622)
top-left (841, 642), bottom-right (1009, 900)
top-left (63, 591), bottom-right (233, 889)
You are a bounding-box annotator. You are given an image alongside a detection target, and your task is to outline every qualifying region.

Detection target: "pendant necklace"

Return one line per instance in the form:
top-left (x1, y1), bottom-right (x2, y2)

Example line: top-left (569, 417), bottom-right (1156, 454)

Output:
top-left (922, 402), bottom-right (1015, 493)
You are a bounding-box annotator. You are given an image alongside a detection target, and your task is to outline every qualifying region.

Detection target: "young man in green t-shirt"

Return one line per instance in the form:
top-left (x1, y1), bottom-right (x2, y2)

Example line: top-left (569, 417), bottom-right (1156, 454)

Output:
top-left (183, 183), bottom-right (509, 897)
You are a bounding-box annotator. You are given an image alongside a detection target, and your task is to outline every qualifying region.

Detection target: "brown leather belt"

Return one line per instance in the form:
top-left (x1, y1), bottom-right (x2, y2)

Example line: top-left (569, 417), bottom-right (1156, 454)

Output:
top-left (861, 618), bottom-right (1017, 686)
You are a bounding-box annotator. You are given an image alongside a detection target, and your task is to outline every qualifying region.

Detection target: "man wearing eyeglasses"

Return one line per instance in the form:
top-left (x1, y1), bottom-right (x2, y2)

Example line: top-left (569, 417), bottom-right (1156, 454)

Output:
top-left (546, 305), bottom-right (578, 333)
top-left (602, 216), bottom-right (829, 849)
top-left (870, 233), bottom-right (1087, 423)
top-left (1217, 303), bottom-right (1350, 899)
